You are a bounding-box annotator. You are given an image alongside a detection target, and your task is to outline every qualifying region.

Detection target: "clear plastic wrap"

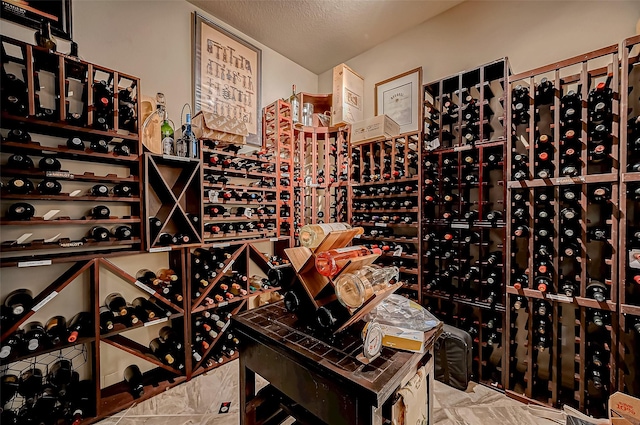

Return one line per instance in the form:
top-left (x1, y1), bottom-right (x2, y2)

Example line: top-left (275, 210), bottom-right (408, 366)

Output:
top-left (364, 294), bottom-right (441, 331)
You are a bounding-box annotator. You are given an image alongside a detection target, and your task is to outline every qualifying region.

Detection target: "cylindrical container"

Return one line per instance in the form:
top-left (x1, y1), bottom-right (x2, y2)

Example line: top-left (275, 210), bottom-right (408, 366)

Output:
top-left (302, 103), bottom-right (313, 126)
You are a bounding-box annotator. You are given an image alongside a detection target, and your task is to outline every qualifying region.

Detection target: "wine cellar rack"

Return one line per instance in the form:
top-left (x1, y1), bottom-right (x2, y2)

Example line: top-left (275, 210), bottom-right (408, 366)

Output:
top-left (505, 44), bottom-right (620, 416)
top-left (619, 34), bottom-right (640, 398)
top-left (1, 241), bottom-right (290, 424)
top-left (293, 124), bottom-right (350, 238)
top-left (263, 99), bottom-right (295, 242)
top-left (421, 58), bottom-right (510, 389)
top-left (144, 154), bottom-right (203, 250)
top-left (349, 131), bottom-right (422, 302)
top-left (1, 36), bottom-right (143, 264)
top-left (201, 132), bottom-right (290, 245)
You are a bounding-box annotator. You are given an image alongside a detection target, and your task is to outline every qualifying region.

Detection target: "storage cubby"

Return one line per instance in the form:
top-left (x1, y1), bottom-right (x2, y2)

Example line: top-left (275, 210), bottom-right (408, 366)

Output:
top-left (144, 154), bottom-right (203, 250)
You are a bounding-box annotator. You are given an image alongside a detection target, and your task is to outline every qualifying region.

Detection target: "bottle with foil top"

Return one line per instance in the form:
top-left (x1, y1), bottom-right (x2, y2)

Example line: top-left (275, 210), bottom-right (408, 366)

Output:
top-left (289, 84), bottom-right (300, 124)
top-left (315, 246), bottom-right (382, 277)
top-left (298, 223), bottom-right (363, 249)
top-left (334, 265), bottom-right (399, 309)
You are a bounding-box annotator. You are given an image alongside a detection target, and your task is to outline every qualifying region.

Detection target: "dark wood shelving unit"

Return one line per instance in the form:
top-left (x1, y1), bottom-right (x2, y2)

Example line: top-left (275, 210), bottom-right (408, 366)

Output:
top-left (618, 34), bottom-right (640, 398)
top-left (421, 58), bottom-right (510, 390)
top-left (1, 36), bottom-right (143, 262)
top-left (505, 45), bottom-right (620, 416)
top-left (349, 131), bottom-right (422, 302)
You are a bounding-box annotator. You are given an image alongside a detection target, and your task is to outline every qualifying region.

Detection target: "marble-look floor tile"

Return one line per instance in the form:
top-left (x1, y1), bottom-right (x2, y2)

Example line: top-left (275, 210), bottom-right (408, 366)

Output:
top-left (95, 359), bottom-right (561, 425)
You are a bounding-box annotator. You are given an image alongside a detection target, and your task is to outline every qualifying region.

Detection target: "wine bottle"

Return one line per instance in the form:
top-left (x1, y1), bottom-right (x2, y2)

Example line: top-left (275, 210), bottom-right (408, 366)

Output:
top-left (7, 177), bottom-right (34, 194)
top-left (18, 367), bottom-right (43, 398)
top-left (48, 359), bottom-right (73, 389)
top-left (7, 153), bottom-right (34, 170)
top-left (99, 305), bottom-right (115, 332)
top-left (6, 202), bottom-right (35, 220)
top-left (590, 185), bottom-right (611, 203)
top-left (113, 225), bottom-right (133, 240)
top-left (512, 295), bottom-right (526, 310)
top-left (315, 246), bottom-right (382, 277)
top-left (37, 178), bottom-right (62, 195)
top-left (0, 332), bottom-right (22, 359)
top-left (149, 337), bottom-right (175, 365)
top-left (560, 280), bottom-right (578, 297)
top-left (512, 273), bottom-right (529, 290)
top-left (315, 300), bottom-right (350, 330)
top-left (35, 20), bottom-right (57, 51)
top-left (536, 78), bottom-right (554, 105)
top-left (158, 326), bottom-right (183, 350)
top-left (105, 292), bottom-right (128, 317)
top-left (586, 280), bottom-right (608, 302)
top-left (534, 276), bottom-right (552, 292)
top-left (161, 110), bottom-right (175, 155)
top-left (113, 183), bottom-right (134, 197)
top-left (89, 226), bottom-right (111, 242)
top-left (298, 223), bottom-right (362, 248)
top-left (23, 321), bottom-right (46, 351)
top-left (44, 315), bottom-right (67, 345)
top-left (334, 266), bottom-right (398, 309)
top-left (66, 312), bottom-right (92, 343)
top-left (88, 186), bottom-right (113, 201)
top-left (3, 289), bottom-right (34, 317)
top-left (123, 365), bottom-right (144, 398)
top-left (39, 156), bottom-right (62, 171)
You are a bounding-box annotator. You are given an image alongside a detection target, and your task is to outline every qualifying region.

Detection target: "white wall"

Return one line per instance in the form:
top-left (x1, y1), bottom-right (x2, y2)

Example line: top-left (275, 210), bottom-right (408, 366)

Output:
top-left (318, 0), bottom-right (640, 119)
top-left (0, 0), bottom-right (318, 122)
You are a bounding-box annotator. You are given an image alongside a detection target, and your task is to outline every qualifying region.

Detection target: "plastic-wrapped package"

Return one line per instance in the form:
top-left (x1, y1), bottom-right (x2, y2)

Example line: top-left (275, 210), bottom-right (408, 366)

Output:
top-left (364, 294), bottom-right (440, 331)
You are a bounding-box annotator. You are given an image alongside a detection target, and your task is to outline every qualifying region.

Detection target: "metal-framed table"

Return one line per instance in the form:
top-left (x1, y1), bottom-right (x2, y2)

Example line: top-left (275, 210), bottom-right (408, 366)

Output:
top-left (233, 301), bottom-right (442, 425)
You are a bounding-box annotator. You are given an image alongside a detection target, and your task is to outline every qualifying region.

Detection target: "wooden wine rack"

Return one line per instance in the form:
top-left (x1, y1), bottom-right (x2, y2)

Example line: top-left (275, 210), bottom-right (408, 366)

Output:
top-left (349, 131), bottom-right (422, 302)
top-left (144, 153), bottom-right (203, 250)
top-left (505, 45), bottom-right (620, 416)
top-left (263, 99), bottom-right (295, 242)
top-left (283, 228), bottom-right (402, 333)
top-left (0, 241), bottom-right (288, 424)
top-left (421, 58), bottom-right (510, 389)
top-left (1, 36), bottom-right (143, 264)
top-left (293, 124), bottom-right (350, 236)
top-left (618, 34), bottom-right (640, 398)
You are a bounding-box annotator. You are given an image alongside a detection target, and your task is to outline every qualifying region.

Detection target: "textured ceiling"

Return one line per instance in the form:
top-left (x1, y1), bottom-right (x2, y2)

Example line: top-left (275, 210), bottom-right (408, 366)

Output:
top-left (189, 0), bottom-right (464, 74)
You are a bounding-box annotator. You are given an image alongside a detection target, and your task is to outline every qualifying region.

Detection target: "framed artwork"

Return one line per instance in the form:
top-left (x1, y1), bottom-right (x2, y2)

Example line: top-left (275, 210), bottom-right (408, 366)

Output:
top-left (193, 12), bottom-right (262, 146)
top-left (374, 67), bottom-right (422, 134)
top-left (1, 0), bottom-right (73, 40)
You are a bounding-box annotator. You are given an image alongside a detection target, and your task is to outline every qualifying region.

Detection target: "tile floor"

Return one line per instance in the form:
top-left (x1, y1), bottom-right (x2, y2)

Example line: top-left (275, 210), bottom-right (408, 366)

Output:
top-left (96, 360), bottom-right (565, 425)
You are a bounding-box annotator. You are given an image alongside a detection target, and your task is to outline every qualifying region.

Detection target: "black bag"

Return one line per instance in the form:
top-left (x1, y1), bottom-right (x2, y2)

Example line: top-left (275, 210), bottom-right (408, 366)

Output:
top-left (434, 324), bottom-right (472, 391)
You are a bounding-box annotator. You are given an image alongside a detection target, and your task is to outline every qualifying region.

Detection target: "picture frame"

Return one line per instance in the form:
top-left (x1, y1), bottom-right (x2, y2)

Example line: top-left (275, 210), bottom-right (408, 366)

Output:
top-left (193, 12), bottom-right (262, 146)
top-left (374, 67), bottom-right (422, 134)
top-left (1, 0), bottom-right (73, 40)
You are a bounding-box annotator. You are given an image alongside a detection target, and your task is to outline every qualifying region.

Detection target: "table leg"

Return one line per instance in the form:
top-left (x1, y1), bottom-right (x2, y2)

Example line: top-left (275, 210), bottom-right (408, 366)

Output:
top-left (425, 351), bottom-right (435, 425)
top-left (240, 355), bottom-right (256, 425)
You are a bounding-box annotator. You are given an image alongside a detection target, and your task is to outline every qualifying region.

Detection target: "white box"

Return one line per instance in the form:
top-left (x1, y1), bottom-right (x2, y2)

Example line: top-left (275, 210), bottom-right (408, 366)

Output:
top-left (332, 63), bottom-right (364, 126)
top-left (350, 115), bottom-right (401, 145)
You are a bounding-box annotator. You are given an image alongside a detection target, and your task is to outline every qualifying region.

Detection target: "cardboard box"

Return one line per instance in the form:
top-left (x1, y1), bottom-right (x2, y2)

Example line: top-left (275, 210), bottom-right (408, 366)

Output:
top-left (332, 63), bottom-right (364, 126)
top-left (610, 392), bottom-right (640, 425)
top-left (192, 111), bottom-right (248, 146)
top-left (350, 115), bottom-right (401, 145)
top-left (379, 324), bottom-right (425, 353)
